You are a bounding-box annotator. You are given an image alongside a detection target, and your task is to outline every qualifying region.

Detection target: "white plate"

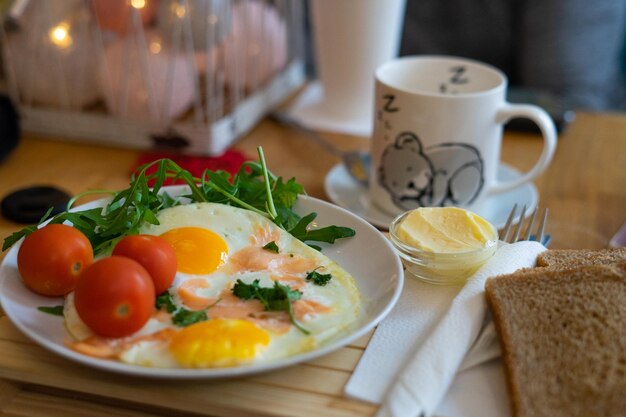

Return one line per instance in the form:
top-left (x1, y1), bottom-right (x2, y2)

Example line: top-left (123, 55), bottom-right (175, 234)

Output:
top-left (324, 163), bottom-right (538, 230)
top-left (0, 192), bottom-right (403, 379)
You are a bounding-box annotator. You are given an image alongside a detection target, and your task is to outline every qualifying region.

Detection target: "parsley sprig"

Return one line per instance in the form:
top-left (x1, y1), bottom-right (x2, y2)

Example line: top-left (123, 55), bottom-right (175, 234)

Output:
top-left (306, 269), bottom-right (333, 286)
top-left (3, 147), bottom-right (355, 254)
top-left (232, 279), bottom-right (309, 334)
top-left (155, 291), bottom-right (212, 327)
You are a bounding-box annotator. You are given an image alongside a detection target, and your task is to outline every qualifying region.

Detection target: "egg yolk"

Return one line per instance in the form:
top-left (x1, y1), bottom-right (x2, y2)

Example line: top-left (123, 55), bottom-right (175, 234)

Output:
top-left (159, 227), bottom-right (228, 275)
top-left (169, 319), bottom-right (270, 367)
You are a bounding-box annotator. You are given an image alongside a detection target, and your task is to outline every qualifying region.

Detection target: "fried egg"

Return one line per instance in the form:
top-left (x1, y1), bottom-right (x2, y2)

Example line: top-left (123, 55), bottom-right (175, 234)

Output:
top-left (64, 202), bottom-right (362, 369)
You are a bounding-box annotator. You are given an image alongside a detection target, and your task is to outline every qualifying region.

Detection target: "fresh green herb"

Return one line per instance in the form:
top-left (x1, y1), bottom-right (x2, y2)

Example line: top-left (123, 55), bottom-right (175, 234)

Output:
top-left (262, 241), bottom-right (280, 253)
top-left (287, 213), bottom-right (355, 251)
top-left (306, 269), bottom-right (333, 286)
top-left (155, 291), bottom-right (177, 313)
top-left (156, 291), bottom-right (218, 327)
top-left (172, 309), bottom-right (208, 327)
top-left (37, 305), bottom-right (64, 316)
top-left (232, 279), bottom-right (309, 334)
top-left (3, 207), bottom-right (55, 251)
top-left (1, 159), bottom-right (184, 254)
top-left (258, 147), bottom-right (278, 219)
top-left (2, 147), bottom-right (355, 254)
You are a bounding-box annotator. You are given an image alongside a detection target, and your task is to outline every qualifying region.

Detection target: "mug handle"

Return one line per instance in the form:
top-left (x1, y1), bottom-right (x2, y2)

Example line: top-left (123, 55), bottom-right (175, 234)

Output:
top-left (490, 103), bottom-right (557, 194)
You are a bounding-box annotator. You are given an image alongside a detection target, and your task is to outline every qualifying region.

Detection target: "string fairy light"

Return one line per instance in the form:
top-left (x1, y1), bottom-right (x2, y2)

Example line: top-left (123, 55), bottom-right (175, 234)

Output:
top-left (149, 40), bottom-right (162, 54)
top-left (172, 2), bottom-right (186, 18)
top-left (130, 0), bottom-right (146, 10)
top-left (48, 22), bottom-right (72, 49)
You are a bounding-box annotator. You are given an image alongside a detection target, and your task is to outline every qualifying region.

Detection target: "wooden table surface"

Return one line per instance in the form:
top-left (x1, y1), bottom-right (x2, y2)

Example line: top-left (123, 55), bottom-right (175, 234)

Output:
top-left (0, 111), bottom-right (625, 416)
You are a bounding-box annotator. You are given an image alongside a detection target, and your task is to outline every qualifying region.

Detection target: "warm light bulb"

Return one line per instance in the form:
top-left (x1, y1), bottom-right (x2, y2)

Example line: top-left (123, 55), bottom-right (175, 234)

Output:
top-left (149, 41), bottom-right (162, 54)
top-left (172, 3), bottom-right (186, 18)
top-left (131, 0), bottom-right (146, 9)
top-left (49, 23), bottom-right (72, 49)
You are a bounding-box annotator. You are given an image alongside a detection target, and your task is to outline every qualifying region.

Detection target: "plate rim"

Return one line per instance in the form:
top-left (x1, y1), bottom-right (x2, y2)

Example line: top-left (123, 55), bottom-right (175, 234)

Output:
top-left (0, 190), bottom-right (404, 379)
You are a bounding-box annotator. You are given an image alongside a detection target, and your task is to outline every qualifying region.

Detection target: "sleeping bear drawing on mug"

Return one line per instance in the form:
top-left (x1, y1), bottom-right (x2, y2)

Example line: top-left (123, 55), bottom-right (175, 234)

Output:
top-left (379, 132), bottom-right (484, 209)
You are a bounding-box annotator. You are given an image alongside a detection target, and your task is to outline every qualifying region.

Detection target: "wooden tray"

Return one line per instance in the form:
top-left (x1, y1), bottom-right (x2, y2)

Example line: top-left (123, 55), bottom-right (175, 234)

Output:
top-left (0, 316), bottom-right (377, 416)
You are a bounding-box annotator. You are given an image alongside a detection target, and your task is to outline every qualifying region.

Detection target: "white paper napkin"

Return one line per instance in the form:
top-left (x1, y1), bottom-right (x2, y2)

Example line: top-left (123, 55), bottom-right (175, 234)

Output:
top-left (344, 241), bottom-right (546, 417)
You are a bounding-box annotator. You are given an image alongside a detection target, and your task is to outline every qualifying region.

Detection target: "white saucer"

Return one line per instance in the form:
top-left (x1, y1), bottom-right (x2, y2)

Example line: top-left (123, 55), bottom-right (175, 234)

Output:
top-left (324, 163), bottom-right (538, 230)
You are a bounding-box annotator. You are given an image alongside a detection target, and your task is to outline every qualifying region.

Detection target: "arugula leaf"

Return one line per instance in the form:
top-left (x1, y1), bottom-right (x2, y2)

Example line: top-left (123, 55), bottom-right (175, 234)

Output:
top-left (288, 213), bottom-right (356, 247)
top-left (37, 305), bottom-right (64, 316)
top-left (2, 147), bottom-right (355, 254)
top-left (273, 177), bottom-right (304, 210)
top-left (2, 207), bottom-right (55, 251)
top-left (231, 279), bottom-right (309, 334)
top-left (172, 309), bottom-right (208, 327)
top-left (159, 191), bottom-right (180, 209)
top-left (258, 148), bottom-right (278, 218)
top-left (2, 227), bottom-right (34, 251)
top-left (306, 270), bottom-right (333, 286)
top-left (262, 241), bottom-right (279, 253)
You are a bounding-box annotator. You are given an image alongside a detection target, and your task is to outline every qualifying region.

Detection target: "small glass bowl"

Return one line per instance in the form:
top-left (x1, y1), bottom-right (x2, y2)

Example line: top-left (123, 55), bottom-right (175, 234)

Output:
top-left (389, 210), bottom-right (498, 285)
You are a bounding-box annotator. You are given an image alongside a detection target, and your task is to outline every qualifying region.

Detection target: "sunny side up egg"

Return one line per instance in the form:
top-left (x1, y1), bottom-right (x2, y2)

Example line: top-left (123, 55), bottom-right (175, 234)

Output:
top-left (63, 202), bottom-right (362, 369)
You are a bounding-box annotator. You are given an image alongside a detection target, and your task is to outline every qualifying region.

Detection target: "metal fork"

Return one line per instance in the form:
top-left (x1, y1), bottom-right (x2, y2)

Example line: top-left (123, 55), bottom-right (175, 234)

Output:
top-left (499, 204), bottom-right (551, 246)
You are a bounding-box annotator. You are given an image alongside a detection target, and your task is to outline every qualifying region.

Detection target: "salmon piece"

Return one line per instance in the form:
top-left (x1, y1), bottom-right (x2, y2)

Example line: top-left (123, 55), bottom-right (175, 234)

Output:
top-left (270, 274), bottom-right (306, 290)
top-left (227, 246), bottom-right (317, 276)
top-left (207, 289), bottom-right (291, 334)
top-left (293, 299), bottom-right (332, 321)
top-left (70, 338), bottom-right (120, 359)
top-left (154, 309), bottom-right (173, 323)
top-left (68, 328), bottom-right (178, 359)
top-left (248, 311), bottom-right (291, 334)
top-left (177, 278), bottom-right (217, 311)
top-left (250, 225), bottom-right (282, 247)
top-left (207, 290), bottom-right (265, 320)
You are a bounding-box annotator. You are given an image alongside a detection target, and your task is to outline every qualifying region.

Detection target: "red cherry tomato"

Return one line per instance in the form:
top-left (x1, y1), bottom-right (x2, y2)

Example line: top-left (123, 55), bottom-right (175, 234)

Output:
top-left (74, 256), bottom-right (155, 338)
top-left (17, 224), bottom-right (93, 297)
top-left (112, 234), bottom-right (177, 294)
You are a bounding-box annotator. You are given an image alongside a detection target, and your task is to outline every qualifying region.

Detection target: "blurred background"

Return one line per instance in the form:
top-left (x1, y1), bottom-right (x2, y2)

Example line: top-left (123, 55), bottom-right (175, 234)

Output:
top-left (397, 0), bottom-right (626, 112)
top-left (0, 0), bottom-right (624, 159)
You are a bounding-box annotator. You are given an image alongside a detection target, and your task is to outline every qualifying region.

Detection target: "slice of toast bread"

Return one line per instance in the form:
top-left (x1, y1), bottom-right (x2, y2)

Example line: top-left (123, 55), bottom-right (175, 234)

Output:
top-left (536, 247), bottom-right (626, 269)
top-left (486, 258), bottom-right (626, 417)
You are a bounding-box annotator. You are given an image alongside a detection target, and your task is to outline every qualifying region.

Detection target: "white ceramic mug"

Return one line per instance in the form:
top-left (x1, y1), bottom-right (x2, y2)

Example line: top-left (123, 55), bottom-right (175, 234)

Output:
top-left (369, 55), bottom-right (557, 216)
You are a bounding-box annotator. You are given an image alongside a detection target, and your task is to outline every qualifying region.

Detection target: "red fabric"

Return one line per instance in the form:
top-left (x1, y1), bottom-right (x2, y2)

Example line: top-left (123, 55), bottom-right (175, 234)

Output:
top-left (132, 150), bottom-right (251, 185)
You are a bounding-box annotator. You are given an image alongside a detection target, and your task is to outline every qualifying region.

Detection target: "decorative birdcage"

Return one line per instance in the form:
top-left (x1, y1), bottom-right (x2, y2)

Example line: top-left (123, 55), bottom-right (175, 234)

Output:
top-left (0, 0), bottom-right (306, 155)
